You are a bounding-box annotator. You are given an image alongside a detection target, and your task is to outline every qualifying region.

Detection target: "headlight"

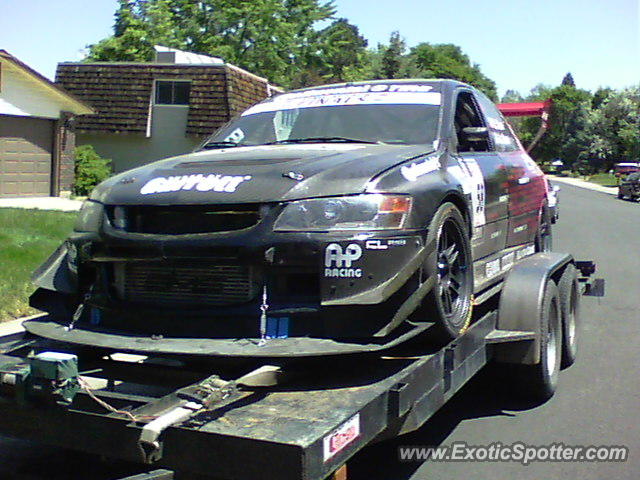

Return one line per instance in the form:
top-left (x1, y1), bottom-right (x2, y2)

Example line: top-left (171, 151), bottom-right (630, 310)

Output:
top-left (274, 194), bottom-right (412, 232)
top-left (74, 200), bottom-right (104, 232)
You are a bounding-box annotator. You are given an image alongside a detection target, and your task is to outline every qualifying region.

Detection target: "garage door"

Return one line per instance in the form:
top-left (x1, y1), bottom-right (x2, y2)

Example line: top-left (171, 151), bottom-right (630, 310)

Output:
top-left (0, 115), bottom-right (53, 197)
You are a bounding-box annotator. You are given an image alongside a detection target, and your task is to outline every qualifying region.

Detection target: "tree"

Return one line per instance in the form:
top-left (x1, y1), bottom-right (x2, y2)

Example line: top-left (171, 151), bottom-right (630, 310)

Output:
top-left (591, 87), bottom-right (614, 109)
top-left (316, 19), bottom-right (368, 82)
top-left (501, 89), bottom-right (523, 103)
top-left (87, 0), bottom-right (336, 88)
top-left (408, 43), bottom-right (498, 100)
top-left (529, 85), bottom-right (594, 168)
top-left (380, 31), bottom-right (406, 79)
top-left (588, 86), bottom-right (640, 167)
top-left (561, 72), bottom-right (575, 87)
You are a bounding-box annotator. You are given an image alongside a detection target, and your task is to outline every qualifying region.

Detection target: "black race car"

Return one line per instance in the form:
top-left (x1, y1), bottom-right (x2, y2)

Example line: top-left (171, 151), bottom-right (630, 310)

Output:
top-left (28, 80), bottom-right (554, 357)
top-left (618, 172), bottom-right (640, 201)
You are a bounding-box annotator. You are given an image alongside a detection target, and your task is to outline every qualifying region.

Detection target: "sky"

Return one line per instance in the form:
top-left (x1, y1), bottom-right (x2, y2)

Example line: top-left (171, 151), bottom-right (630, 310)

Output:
top-left (1, 0), bottom-right (639, 97)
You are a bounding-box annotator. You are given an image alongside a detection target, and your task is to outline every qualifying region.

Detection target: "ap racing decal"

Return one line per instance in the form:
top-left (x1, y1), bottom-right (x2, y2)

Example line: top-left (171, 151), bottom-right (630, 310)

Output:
top-left (324, 243), bottom-right (363, 278)
top-left (448, 158), bottom-right (486, 227)
top-left (243, 83), bottom-right (441, 115)
top-left (140, 174), bottom-right (252, 195)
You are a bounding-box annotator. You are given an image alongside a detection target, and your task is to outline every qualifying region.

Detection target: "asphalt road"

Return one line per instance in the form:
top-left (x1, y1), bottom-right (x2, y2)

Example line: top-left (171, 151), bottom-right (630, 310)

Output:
top-left (351, 182), bottom-right (640, 480)
top-left (0, 183), bottom-right (638, 479)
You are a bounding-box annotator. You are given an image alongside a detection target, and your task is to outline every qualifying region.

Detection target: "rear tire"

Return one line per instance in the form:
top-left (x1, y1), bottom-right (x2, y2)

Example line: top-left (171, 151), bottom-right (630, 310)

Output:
top-left (515, 280), bottom-right (562, 401)
top-left (559, 264), bottom-right (580, 368)
top-left (422, 203), bottom-right (473, 341)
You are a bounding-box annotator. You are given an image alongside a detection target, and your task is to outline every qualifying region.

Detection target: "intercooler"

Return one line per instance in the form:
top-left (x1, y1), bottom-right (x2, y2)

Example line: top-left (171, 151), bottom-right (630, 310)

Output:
top-left (111, 261), bottom-right (257, 306)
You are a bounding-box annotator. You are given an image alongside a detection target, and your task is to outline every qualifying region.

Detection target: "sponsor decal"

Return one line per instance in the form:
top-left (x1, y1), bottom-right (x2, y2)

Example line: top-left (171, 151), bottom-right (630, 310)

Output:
top-left (499, 194), bottom-right (509, 203)
top-left (140, 174), bottom-right (252, 195)
top-left (516, 244), bottom-right (536, 260)
top-left (513, 224), bottom-right (528, 233)
top-left (490, 230), bottom-right (501, 239)
top-left (401, 157), bottom-right (441, 181)
top-left (223, 127), bottom-right (245, 143)
top-left (365, 238), bottom-right (408, 250)
top-left (485, 259), bottom-right (500, 278)
top-left (488, 118), bottom-right (506, 131)
top-left (494, 132), bottom-right (513, 145)
top-left (501, 252), bottom-right (515, 271)
top-left (365, 239), bottom-right (388, 250)
top-left (325, 243), bottom-right (363, 278)
top-left (449, 158), bottom-right (486, 227)
top-left (243, 84), bottom-right (441, 115)
top-left (323, 414), bottom-right (361, 462)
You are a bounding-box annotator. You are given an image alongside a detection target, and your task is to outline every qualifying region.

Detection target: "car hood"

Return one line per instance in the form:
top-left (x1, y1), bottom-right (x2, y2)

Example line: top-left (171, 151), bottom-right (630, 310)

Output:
top-left (90, 144), bottom-right (433, 205)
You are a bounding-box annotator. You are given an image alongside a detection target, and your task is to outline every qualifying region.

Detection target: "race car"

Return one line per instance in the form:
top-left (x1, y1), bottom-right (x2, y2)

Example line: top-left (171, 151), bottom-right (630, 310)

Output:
top-left (27, 79), bottom-right (553, 357)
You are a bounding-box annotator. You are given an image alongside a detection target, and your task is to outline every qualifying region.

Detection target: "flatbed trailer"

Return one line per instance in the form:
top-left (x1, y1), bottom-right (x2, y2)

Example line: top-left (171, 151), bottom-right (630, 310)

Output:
top-left (0, 253), bottom-right (603, 480)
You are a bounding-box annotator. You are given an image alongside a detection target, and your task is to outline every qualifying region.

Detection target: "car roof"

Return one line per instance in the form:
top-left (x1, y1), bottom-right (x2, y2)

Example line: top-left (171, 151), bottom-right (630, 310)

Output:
top-left (286, 79), bottom-right (471, 95)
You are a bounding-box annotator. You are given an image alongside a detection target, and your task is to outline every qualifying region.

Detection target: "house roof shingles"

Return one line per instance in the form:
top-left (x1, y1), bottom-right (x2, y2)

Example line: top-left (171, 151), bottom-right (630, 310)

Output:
top-left (55, 62), bottom-right (275, 137)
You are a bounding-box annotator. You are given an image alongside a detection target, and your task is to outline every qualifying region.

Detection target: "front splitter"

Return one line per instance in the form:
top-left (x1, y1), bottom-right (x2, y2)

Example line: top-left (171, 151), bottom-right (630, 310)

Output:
top-left (23, 317), bottom-right (432, 358)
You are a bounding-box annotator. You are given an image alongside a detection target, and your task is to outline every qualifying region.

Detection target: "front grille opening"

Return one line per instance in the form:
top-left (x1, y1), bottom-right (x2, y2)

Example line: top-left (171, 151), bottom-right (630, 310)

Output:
top-left (111, 261), bottom-right (260, 306)
top-left (107, 204), bottom-right (262, 234)
top-left (272, 271), bottom-right (319, 300)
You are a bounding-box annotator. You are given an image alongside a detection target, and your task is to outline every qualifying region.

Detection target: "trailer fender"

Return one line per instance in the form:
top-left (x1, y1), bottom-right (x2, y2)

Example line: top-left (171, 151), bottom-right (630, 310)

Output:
top-left (494, 252), bottom-right (573, 365)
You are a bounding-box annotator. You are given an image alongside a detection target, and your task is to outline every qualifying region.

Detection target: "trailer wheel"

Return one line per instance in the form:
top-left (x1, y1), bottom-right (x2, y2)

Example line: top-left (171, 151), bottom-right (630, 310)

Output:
top-left (559, 264), bottom-right (580, 368)
top-left (518, 280), bottom-right (562, 401)
top-left (617, 190), bottom-right (624, 199)
top-left (422, 202), bottom-right (473, 341)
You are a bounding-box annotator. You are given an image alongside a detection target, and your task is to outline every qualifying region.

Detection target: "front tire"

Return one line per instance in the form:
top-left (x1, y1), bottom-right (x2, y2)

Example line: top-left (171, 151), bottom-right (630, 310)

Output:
top-left (422, 203), bottom-right (473, 341)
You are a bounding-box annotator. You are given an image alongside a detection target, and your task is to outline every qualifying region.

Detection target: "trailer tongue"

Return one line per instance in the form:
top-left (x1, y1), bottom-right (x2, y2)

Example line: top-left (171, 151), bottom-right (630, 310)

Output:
top-left (0, 255), bottom-right (602, 480)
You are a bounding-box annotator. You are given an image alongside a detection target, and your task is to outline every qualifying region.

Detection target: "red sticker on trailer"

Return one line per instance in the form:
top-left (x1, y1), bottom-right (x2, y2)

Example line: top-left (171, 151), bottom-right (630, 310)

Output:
top-left (323, 414), bottom-right (361, 462)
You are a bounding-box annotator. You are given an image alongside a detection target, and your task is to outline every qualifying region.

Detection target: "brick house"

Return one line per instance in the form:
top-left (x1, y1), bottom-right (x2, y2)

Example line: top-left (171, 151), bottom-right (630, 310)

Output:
top-left (56, 46), bottom-right (281, 173)
top-left (0, 50), bottom-right (93, 197)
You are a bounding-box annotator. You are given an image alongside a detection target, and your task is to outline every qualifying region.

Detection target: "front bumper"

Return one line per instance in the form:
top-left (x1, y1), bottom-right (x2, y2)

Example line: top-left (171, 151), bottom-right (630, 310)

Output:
top-left (31, 218), bottom-right (432, 346)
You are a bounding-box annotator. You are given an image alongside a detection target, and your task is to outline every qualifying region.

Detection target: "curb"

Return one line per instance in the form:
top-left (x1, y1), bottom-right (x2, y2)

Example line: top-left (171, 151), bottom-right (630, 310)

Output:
top-left (548, 176), bottom-right (618, 196)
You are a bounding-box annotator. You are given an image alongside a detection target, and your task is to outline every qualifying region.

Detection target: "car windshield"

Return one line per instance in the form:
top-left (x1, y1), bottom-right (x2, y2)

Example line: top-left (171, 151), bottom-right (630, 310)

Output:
top-left (202, 85), bottom-right (441, 148)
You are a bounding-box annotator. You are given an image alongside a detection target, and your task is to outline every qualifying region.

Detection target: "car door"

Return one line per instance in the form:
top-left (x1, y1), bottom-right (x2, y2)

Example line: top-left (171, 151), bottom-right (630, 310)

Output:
top-left (450, 89), bottom-right (509, 261)
top-left (474, 92), bottom-right (547, 248)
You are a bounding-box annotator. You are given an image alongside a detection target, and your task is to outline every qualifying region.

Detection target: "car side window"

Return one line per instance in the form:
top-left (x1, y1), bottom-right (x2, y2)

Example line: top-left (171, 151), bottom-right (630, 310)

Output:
top-left (454, 91), bottom-right (491, 153)
top-left (475, 92), bottom-right (520, 152)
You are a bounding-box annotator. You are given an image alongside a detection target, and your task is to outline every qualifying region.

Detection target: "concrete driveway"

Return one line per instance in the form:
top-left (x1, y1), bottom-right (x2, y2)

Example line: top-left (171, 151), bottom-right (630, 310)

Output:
top-left (0, 197), bottom-right (82, 211)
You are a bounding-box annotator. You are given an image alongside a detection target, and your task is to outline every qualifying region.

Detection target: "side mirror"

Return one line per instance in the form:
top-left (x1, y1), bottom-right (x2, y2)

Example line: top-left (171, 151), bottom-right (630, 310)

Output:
top-left (461, 127), bottom-right (489, 142)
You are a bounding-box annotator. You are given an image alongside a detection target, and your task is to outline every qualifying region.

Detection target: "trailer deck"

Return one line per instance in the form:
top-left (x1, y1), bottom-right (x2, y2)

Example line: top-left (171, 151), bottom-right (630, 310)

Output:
top-left (0, 257), bottom-right (602, 480)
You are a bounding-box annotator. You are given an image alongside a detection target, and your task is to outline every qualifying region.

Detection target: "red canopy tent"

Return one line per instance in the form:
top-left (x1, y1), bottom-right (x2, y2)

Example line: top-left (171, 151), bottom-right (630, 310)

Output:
top-left (497, 100), bottom-right (551, 118)
top-left (496, 99), bottom-right (552, 153)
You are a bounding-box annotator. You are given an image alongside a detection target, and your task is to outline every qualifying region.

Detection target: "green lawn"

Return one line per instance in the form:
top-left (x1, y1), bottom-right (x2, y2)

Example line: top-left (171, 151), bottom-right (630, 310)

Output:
top-left (0, 208), bottom-right (76, 322)
top-left (587, 173), bottom-right (619, 187)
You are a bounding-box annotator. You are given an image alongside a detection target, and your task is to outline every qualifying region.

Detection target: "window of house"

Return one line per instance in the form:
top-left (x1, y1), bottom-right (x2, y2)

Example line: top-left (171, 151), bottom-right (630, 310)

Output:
top-left (155, 80), bottom-right (191, 105)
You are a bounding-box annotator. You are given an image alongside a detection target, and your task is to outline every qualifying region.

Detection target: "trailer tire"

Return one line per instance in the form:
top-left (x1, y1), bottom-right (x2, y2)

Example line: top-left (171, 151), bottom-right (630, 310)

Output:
top-left (422, 202), bottom-right (473, 341)
top-left (516, 280), bottom-right (562, 401)
top-left (559, 264), bottom-right (580, 368)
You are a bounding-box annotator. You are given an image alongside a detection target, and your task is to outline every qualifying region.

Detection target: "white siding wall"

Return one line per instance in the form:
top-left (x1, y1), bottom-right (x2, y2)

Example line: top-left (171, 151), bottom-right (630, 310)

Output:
top-left (0, 63), bottom-right (63, 119)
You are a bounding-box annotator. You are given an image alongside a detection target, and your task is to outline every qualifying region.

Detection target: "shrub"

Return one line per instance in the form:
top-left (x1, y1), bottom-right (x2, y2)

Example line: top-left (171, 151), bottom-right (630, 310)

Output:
top-left (73, 145), bottom-right (112, 196)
